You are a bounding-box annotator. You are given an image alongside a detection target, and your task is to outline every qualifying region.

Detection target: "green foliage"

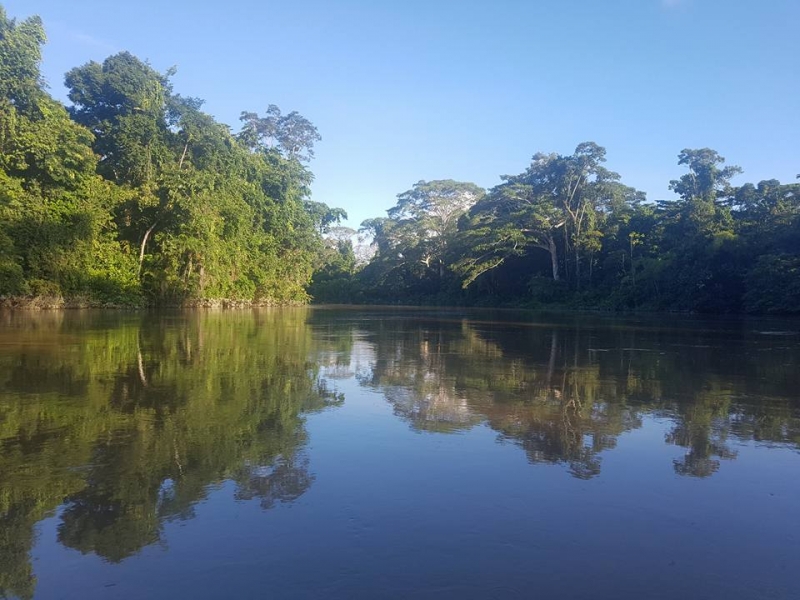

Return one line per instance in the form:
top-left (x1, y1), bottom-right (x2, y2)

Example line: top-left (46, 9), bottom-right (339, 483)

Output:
top-left (308, 226), bottom-right (361, 303)
top-left (65, 51), bottom-right (172, 186)
top-left (744, 255), bottom-right (800, 314)
top-left (355, 180), bottom-right (484, 301)
top-left (527, 276), bottom-right (570, 305)
top-left (0, 7), bottom-right (45, 112)
top-left (347, 145), bottom-right (799, 314)
top-left (238, 104), bottom-right (322, 162)
top-left (0, 6), bottom-right (340, 306)
top-left (1, 4), bottom-right (797, 313)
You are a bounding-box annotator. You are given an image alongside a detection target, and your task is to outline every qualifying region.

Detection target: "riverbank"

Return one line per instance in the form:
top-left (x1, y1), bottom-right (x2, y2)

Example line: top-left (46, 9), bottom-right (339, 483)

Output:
top-left (0, 295), bottom-right (308, 310)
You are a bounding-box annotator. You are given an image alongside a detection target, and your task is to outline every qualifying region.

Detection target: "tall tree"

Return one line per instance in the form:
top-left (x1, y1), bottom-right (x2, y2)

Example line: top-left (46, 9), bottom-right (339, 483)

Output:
top-left (0, 7), bottom-right (45, 112)
top-left (456, 175), bottom-right (565, 285)
top-left (457, 143), bottom-right (638, 290)
top-left (653, 149), bottom-right (743, 311)
top-left (238, 104), bottom-right (321, 162)
top-left (65, 52), bottom-right (175, 279)
top-left (387, 180), bottom-right (484, 278)
top-left (65, 52), bottom-right (173, 187)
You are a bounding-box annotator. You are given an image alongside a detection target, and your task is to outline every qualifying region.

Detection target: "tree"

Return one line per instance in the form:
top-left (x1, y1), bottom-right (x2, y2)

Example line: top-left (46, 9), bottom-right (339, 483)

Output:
top-left (61, 45), bottom-right (334, 304)
top-left (238, 104), bottom-right (321, 162)
top-left (0, 9), bottom-right (138, 303)
top-left (663, 148), bottom-right (741, 243)
top-left (670, 148), bottom-right (742, 206)
top-left (305, 200), bottom-right (347, 234)
top-left (66, 52), bottom-right (173, 187)
top-left (387, 180), bottom-right (484, 278)
top-left (352, 181), bottom-right (484, 300)
top-left (0, 7), bottom-right (46, 112)
top-left (456, 176), bottom-right (565, 285)
top-left (456, 143), bottom-right (638, 291)
top-left (64, 52), bottom-right (176, 281)
top-left (651, 149), bottom-right (743, 311)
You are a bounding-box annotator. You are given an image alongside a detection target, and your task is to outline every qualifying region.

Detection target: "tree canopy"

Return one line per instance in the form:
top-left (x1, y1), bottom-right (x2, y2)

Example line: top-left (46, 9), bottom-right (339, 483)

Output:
top-left (0, 7), bottom-right (342, 306)
top-left (0, 5), bottom-right (797, 314)
top-left (322, 143), bottom-right (799, 314)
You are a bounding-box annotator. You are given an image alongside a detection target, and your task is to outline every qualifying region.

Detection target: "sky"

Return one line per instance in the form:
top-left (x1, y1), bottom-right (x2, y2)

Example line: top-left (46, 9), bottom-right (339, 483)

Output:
top-left (6, 0), bottom-right (799, 227)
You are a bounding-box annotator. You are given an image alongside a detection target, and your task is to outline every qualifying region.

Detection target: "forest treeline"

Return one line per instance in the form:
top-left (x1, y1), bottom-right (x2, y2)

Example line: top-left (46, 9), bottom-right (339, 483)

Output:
top-left (314, 146), bottom-right (800, 313)
top-left (2, 7), bottom-right (798, 312)
top-left (0, 7), bottom-right (346, 306)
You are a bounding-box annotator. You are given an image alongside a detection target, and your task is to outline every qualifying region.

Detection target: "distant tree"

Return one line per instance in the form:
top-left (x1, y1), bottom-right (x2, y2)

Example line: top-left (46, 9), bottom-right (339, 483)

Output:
top-left (387, 180), bottom-right (484, 278)
top-left (238, 104), bottom-right (321, 162)
top-left (457, 143), bottom-right (640, 290)
top-left (670, 148), bottom-right (742, 205)
top-left (456, 174), bottom-right (565, 285)
top-left (305, 200), bottom-right (347, 234)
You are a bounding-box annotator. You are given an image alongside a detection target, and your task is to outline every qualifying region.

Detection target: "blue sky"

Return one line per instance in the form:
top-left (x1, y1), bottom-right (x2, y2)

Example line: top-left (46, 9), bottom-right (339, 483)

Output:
top-left (7, 0), bottom-right (799, 227)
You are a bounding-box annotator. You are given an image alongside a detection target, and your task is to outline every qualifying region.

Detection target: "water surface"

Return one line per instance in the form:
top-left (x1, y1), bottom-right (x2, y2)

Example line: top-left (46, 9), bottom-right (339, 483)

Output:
top-left (1, 308), bottom-right (798, 599)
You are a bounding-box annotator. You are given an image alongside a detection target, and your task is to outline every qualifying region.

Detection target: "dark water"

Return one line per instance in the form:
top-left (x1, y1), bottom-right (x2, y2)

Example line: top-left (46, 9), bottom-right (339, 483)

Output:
top-left (1, 308), bottom-right (799, 600)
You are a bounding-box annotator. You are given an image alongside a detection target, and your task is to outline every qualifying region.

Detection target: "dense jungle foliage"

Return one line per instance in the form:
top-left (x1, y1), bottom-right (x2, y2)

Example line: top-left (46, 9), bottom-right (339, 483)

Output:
top-left (0, 7), bottom-right (344, 306)
top-left (314, 150), bottom-right (800, 313)
top-left (2, 7), bottom-right (798, 312)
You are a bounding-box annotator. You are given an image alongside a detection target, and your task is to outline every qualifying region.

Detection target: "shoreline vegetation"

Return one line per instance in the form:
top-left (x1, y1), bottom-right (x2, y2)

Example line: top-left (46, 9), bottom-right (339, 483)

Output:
top-left (2, 7), bottom-right (799, 315)
top-left (0, 295), bottom-right (308, 310)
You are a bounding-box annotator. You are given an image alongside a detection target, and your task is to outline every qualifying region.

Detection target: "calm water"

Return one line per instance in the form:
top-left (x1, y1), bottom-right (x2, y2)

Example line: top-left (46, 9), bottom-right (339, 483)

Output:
top-left (1, 308), bottom-right (799, 600)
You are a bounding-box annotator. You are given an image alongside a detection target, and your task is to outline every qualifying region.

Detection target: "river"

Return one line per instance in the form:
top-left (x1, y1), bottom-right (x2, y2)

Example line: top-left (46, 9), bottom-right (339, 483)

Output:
top-left (0, 307), bottom-right (798, 599)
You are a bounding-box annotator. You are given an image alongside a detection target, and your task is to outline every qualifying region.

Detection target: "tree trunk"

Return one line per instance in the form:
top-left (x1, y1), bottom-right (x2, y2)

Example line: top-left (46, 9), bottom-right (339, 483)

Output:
top-left (178, 141), bottom-right (189, 169)
top-left (549, 236), bottom-right (560, 281)
top-left (138, 221), bottom-right (158, 277)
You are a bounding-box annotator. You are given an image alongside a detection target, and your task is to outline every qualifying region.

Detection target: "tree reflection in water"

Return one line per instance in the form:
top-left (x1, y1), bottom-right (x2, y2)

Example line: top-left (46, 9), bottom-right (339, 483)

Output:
top-left (1, 309), bottom-right (799, 599)
top-left (348, 311), bottom-right (800, 480)
top-left (0, 309), bottom-right (342, 599)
